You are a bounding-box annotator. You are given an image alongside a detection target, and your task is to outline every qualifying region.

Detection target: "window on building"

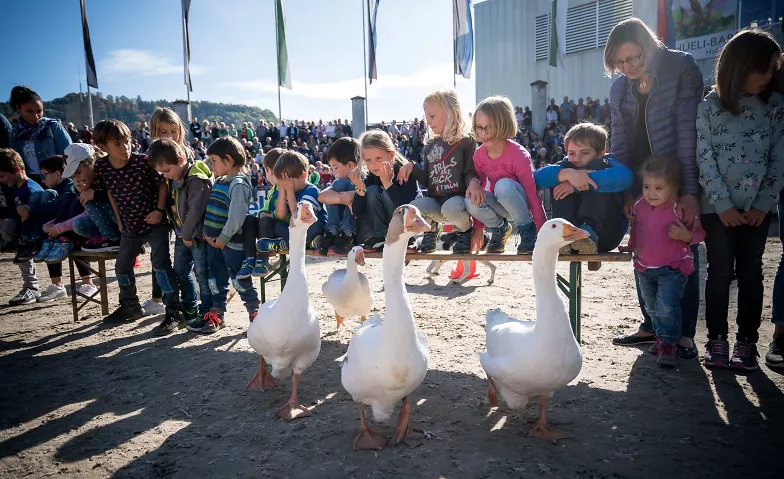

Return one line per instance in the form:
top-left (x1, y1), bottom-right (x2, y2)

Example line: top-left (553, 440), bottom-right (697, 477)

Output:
top-left (535, 13), bottom-right (551, 61)
top-left (598, 0), bottom-right (633, 46)
top-left (566, 1), bottom-right (598, 54)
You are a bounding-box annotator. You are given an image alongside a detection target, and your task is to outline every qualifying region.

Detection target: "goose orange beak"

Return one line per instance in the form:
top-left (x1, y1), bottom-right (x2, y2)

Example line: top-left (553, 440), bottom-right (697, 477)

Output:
top-left (563, 224), bottom-right (589, 242)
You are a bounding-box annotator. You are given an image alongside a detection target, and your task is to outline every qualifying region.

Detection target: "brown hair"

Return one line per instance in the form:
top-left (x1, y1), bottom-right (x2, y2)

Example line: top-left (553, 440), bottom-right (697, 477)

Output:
top-left (39, 155), bottom-right (66, 173)
top-left (564, 123), bottom-right (608, 154)
top-left (473, 95), bottom-right (517, 142)
top-left (0, 148), bottom-right (25, 173)
top-left (327, 137), bottom-right (360, 165)
top-left (94, 119), bottom-right (131, 145)
top-left (149, 107), bottom-right (186, 144)
top-left (147, 138), bottom-right (187, 167)
top-left (603, 18), bottom-right (664, 76)
top-left (358, 130), bottom-right (408, 168)
top-left (262, 147), bottom-right (286, 170)
top-left (715, 28), bottom-right (782, 115)
top-left (206, 136), bottom-right (246, 167)
top-left (273, 151), bottom-right (309, 179)
top-left (640, 155), bottom-right (681, 195)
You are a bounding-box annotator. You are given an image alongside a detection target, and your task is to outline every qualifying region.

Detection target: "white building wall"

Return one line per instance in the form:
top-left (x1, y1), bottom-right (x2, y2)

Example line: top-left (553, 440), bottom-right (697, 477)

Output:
top-left (475, 0), bottom-right (659, 110)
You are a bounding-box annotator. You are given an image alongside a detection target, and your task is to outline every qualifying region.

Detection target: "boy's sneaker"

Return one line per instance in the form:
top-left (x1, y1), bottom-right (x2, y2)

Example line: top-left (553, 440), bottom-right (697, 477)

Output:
top-left (730, 340), bottom-right (760, 371)
top-left (9, 288), bottom-right (41, 306)
top-left (33, 239), bottom-right (55, 263)
top-left (103, 301), bottom-right (145, 325)
top-left (648, 337), bottom-right (661, 355)
top-left (184, 308), bottom-right (200, 322)
top-left (703, 337), bottom-right (730, 369)
top-left (657, 343), bottom-right (677, 367)
top-left (362, 236), bottom-right (385, 253)
top-left (571, 224), bottom-right (598, 255)
top-left (142, 299), bottom-right (166, 316)
top-left (315, 232), bottom-right (334, 256)
top-left (153, 308), bottom-right (186, 336)
top-left (249, 310), bottom-right (258, 323)
top-left (452, 229), bottom-right (472, 254)
top-left (330, 233), bottom-right (354, 256)
top-left (257, 237), bottom-right (288, 253)
top-left (188, 308), bottom-right (224, 333)
top-left (251, 258), bottom-right (270, 277)
top-left (516, 223), bottom-right (537, 254)
top-left (486, 221), bottom-right (512, 253)
top-left (45, 240), bottom-right (75, 264)
top-left (236, 257), bottom-right (255, 280)
top-left (81, 237), bottom-right (121, 253)
top-left (37, 283), bottom-right (67, 303)
top-left (419, 223), bottom-right (441, 253)
top-left (764, 336), bottom-right (784, 369)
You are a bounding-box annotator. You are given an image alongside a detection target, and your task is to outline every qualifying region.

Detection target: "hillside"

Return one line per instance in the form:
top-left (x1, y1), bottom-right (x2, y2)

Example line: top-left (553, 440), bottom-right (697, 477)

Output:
top-left (0, 92), bottom-right (277, 127)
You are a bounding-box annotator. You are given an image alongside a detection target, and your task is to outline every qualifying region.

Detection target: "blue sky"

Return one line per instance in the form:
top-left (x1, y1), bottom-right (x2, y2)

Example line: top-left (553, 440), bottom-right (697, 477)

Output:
top-left (3, 0), bottom-right (476, 122)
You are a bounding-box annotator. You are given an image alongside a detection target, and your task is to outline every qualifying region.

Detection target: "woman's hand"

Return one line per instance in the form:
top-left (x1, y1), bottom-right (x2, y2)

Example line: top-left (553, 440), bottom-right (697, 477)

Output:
top-left (677, 194), bottom-right (700, 229)
top-left (465, 180), bottom-right (485, 207)
top-left (470, 227), bottom-right (485, 254)
top-left (397, 162), bottom-right (414, 183)
top-left (623, 196), bottom-right (636, 225)
top-left (718, 208), bottom-right (748, 227)
top-left (668, 220), bottom-right (693, 243)
top-left (743, 208), bottom-right (768, 227)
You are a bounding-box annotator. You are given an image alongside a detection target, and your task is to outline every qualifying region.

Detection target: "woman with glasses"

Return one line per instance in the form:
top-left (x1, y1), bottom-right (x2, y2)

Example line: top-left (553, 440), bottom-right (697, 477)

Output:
top-left (604, 18), bottom-right (705, 360)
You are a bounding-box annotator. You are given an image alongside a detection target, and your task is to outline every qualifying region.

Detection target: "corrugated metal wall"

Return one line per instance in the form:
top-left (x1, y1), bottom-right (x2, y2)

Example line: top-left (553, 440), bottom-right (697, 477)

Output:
top-left (475, 0), bottom-right (660, 117)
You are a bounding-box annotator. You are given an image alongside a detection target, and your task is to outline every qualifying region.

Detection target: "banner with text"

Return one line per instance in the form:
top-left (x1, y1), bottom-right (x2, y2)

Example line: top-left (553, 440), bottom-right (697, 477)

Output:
top-left (672, 0), bottom-right (737, 60)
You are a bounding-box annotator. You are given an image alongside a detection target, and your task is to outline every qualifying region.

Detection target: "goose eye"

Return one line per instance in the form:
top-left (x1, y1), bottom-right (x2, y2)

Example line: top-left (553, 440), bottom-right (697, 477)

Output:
top-left (551, 224), bottom-right (557, 229)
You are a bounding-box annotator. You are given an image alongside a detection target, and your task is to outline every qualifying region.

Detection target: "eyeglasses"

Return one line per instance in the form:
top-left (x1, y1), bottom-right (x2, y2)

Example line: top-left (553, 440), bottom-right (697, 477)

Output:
top-left (611, 53), bottom-right (643, 71)
top-left (475, 125), bottom-right (493, 134)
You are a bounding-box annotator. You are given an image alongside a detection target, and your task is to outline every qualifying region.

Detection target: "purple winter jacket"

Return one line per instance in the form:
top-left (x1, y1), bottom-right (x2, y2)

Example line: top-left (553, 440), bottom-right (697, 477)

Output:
top-left (609, 48), bottom-right (704, 195)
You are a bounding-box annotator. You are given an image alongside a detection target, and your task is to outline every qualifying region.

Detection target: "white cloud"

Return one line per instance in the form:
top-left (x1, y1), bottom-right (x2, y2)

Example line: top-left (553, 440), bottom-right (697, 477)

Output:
top-left (100, 49), bottom-right (205, 77)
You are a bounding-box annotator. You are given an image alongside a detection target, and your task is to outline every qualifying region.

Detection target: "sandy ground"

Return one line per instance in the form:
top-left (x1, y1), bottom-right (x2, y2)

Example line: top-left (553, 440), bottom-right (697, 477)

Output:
top-left (0, 239), bottom-right (781, 479)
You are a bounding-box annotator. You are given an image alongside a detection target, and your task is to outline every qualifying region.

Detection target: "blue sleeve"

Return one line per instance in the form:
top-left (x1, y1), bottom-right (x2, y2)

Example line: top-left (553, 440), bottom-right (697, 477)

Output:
top-left (586, 156), bottom-right (634, 193)
top-left (534, 164), bottom-right (562, 189)
top-left (51, 123), bottom-right (73, 155)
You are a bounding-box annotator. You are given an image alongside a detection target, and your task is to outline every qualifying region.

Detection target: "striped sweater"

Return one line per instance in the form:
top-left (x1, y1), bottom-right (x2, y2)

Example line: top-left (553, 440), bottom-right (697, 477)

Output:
top-left (203, 173), bottom-right (252, 248)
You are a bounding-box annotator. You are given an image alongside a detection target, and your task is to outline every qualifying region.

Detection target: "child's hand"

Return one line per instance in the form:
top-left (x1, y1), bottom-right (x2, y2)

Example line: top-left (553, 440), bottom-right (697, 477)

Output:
top-left (465, 180), bottom-right (485, 207)
top-left (397, 162), bottom-right (414, 183)
top-left (80, 189), bottom-right (95, 204)
top-left (552, 181), bottom-right (574, 200)
top-left (562, 169), bottom-right (597, 192)
top-left (204, 235), bottom-right (225, 250)
top-left (277, 173), bottom-right (294, 191)
top-left (718, 208), bottom-right (748, 227)
top-left (17, 205), bottom-right (30, 222)
top-left (182, 238), bottom-right (194, 247)
top-left (668, 220), bottom-right (693, 243)
top-left (742, 208), bottom-right (767, 227)
top-left (470, 227), bottom-right (485, 254)
top-left (259, 212), bottom-right (273, 218)
top-left (42, 224), bottom-right (55, 237)
top-left (379, 162), bottom-right (394, 188)
top-left (618, 244), bottom-right (634, 253)
top-left (349, 168), bottom-right (366, 191)
top-left (623, 197), bottom-right (636, 225)
top-left (145, 210), bottom-right (163, 225)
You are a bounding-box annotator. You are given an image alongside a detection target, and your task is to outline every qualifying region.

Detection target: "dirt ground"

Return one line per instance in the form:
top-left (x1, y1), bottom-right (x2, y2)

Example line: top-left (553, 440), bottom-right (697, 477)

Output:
top-left (0, 239), bottom-right (781, 479)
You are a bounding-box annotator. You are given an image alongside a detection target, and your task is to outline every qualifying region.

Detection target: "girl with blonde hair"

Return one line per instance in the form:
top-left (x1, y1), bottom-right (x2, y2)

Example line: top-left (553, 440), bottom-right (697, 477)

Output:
top-left (398, 88), bottom-right (483, 253)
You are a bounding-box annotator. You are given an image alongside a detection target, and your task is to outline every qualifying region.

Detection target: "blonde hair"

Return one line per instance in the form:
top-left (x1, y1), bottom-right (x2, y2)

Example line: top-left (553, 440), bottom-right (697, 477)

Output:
top-left (358, 130), bottom-right (408, 175)
top-left (603, 18), bottom-right (664, 76)
top-left (473, 95), bottom-right (517, 142)
top-left (423, 88), bottom-right (469, 145)
top-left (149, 107), bottom-right (186, 144)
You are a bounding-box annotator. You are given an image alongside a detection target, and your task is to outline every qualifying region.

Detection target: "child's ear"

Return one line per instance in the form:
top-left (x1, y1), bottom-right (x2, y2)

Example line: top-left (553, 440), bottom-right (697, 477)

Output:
top-left (178, 156), bottom-right (187, 165)
top-left (348, 161), bottom-right (357, 169)
top-left (598, 148), bottom-right (607, 157)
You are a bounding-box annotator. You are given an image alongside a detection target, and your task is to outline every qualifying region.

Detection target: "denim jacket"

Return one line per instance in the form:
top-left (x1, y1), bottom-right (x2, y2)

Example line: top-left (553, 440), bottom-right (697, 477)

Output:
top-left (12, 121), bottom-right (72, 175)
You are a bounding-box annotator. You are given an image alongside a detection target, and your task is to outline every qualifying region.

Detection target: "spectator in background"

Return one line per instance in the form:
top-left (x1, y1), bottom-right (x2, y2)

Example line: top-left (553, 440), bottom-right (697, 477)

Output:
top-left (546, 104), bottom-right (558, 127)
top-left (388, 120), bottom-right (400, 139)
top-left (342, 119), bottom-right (352, 138)
top-left (80, 125), bottom-right (93, 144)
top-left (515, 106), bottom-right (524, 126)
top-left (190, 117), bottom-right (201, 140)
top-left (66, 123), bottom-right (80, 143)
top-left (256, 120), bottom-right (267, 144)
top-left (523, 106), bottom-right (532, 129)
top-left (576, 98), bottom-right (586, 121)
top-left (559, 96), bottom-right (572, 125)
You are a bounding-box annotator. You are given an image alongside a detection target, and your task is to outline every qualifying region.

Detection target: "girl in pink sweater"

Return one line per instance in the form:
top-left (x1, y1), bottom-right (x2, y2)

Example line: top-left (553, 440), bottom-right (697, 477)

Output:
top-left (466, 96), bottom-right (546, 254)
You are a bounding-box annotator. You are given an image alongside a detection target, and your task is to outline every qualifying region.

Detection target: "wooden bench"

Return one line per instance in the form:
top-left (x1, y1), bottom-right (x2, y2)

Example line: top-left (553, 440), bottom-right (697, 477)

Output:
top-left (68, 250), bottom-right (114, 321)
top-left (257, 251), bottom-right (631, 342)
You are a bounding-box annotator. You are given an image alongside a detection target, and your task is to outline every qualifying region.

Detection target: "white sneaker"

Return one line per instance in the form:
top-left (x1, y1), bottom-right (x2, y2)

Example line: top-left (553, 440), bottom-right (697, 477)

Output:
top-left (76, 283), bottom-right (98, 297)
top-left (142, 299), bottom-right (165, 316)
top-left (37, 284), bottom-right (67, 303)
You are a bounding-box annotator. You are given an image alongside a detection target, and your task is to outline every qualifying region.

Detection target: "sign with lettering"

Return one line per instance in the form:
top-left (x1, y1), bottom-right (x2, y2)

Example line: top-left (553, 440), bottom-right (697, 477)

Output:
top-left (672, 0), bottom-right (737, 60)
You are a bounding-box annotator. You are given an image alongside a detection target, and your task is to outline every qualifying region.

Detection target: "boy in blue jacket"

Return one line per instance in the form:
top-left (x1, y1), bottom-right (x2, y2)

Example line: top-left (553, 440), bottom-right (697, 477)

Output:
top-left (534, 123), bottom-right (632, 253)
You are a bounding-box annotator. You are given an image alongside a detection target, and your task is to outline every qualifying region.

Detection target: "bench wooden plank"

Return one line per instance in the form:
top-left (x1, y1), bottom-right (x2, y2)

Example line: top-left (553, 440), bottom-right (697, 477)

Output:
top-left (261, 251), bottom-right (632, 263)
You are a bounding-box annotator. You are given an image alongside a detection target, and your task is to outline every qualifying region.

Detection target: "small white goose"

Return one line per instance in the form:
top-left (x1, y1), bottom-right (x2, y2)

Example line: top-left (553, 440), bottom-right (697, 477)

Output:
top-left (322, 246), bottom-right (373, 329)
top-left (480, 218), bottom-right (588, 443)
top-left (341, 205), bottom-right (431, 450)
top-left (246, 201), bottom-right (321, 420)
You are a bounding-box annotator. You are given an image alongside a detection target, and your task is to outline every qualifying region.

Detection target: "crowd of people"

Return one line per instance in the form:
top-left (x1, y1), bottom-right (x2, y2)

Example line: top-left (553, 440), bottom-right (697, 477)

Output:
top-left (1, 18), bottom-right (783, 376)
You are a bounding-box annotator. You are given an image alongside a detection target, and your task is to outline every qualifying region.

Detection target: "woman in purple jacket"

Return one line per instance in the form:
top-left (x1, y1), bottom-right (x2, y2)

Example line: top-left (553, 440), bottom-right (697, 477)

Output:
top-left (605, 18), bottom-right (704, 359)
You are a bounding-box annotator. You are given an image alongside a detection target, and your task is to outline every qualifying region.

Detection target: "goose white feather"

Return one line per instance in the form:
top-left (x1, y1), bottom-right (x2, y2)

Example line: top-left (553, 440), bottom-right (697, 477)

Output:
top-left (322, 246), bottom-right (373, 327)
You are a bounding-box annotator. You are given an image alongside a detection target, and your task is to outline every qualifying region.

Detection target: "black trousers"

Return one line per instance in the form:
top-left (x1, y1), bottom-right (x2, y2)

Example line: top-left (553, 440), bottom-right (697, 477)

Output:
top-left (702, 212), bottom-right (771, 343)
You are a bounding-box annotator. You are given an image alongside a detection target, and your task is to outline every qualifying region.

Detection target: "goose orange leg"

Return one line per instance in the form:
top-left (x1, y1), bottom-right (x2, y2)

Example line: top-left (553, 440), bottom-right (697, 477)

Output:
top-left (529, 395), bottom-right (571, 444)
top-left (276, 373), bottom-right (311, 420)
top-left (244, 356), bottom-right (278, 391)
top-left (487, 377), bottom-right (498, 407)
top-left (360, 315), bottom-right (367, 323)
top-left (336, 311), bottom-right (345, 329)
top-left (394, 396), bottom-right (412, 443)
top-left (353, 402), bottom-right (387, 450)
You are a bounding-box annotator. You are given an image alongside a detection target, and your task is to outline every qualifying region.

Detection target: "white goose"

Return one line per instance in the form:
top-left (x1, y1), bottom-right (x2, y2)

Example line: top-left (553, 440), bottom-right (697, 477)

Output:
top-left (246, 201), bottom-right (321, 420)
top-left (341, 205), bottom-right (431, 450)
top-left (480, 218), bottom-right (588, 443)
top-left (322, 246), bottom-right (373, 329)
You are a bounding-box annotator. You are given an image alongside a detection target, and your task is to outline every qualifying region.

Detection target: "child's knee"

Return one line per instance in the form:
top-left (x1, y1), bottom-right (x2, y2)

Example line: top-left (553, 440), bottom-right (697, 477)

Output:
top-left (332, 177), bottom-right (353, 191)
top-left (494, 178), bottom-right (520, 197)
top-left (116, 272), bottom-right (134, 288)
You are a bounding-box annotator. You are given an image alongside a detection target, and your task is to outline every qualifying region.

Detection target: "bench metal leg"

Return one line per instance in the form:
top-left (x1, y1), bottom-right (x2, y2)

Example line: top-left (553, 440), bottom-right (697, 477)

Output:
top-left (98, 260), bottom-right (108, 315)
top-left (258, 255), bottom-right (290, 305)
top-left (279, 254), bottom-right (288, 290)
top-left (555, 262), bottom-right (582, 342)
top-left (69, 257), bottom-right (78, 322)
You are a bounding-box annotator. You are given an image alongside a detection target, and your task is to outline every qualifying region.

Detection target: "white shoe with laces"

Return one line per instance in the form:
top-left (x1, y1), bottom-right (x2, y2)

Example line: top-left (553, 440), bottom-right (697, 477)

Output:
top-left (37, 284), bottom-right (67, 303)
top-left (76, 283), bottom-right (98, 297)
top-left (142, 299), bottom-right (166, 316)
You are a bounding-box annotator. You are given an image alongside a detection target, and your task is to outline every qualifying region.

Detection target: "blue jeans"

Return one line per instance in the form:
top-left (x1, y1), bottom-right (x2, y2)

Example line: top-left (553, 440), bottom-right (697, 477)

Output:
top-left (772, 195), bottom-right (784, 327)
top-left (464, 178), bottom-right (533, 229)
top-left (115, 223), bottom-right (178, 307)
top-left (173, 237), bottom-right (213, 315)
top-left (207, 245), bottom-right (259, 314)
top-left (636, 244), bottom-right (700, 339)
top-left (325, 178), bottom-right (356, 236)
top-left (636, 267), bottom-right (688, 345)
top-left (361, 184), bottom-right (397, 238)
top-left (74, 201), bottom-right (120, 240)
